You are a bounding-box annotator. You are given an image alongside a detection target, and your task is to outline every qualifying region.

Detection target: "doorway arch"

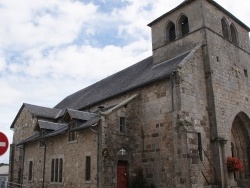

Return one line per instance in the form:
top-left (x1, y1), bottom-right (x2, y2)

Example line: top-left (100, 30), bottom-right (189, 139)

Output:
top-left (231, 112), bottom-right (250, 179)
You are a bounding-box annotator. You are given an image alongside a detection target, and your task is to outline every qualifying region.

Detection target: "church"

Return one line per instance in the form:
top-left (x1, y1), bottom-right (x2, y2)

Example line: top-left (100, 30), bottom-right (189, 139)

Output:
top-left (8, 0), bottom-right (250, 187)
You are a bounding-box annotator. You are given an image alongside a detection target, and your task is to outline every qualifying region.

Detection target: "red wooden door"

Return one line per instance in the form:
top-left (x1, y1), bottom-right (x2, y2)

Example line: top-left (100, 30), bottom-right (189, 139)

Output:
top-left (117, 161), bottom-right (128, 188)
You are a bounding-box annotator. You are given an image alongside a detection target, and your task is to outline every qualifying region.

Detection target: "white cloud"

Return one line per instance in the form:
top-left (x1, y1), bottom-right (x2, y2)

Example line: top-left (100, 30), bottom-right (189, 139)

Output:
top-left (0, 0), bottom-right (98, 50)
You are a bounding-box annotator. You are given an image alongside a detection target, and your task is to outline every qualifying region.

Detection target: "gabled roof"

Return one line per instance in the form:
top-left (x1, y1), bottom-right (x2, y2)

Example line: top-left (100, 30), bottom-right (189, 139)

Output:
top-left (10, 103), bottom-right (64, 128)
top-left (55, 51), bottom-right (190, 110)
top-left (148, 0), bottom-right (250, 31)
top-left (24, 103), bottom-right (63, 119)
top-left (71, 116), bottom-right (100, 131)
top-left (36, 120), bottom-right (66, 131)
top-left (42, 124), bottom-right (68, 139)
top-left (64, 109), bottom-right (97, 121)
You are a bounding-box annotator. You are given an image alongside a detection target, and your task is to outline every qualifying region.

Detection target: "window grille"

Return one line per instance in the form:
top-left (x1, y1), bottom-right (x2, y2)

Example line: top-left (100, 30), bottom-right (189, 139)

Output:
top-left (181, 17), bottom-right (189, 36)
top-left (166, 22), bottom-right (176, 42)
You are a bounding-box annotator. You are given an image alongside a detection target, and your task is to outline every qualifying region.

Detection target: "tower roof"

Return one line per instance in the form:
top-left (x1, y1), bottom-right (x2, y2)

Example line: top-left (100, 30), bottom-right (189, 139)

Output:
top-left (148, 0), bottom-right (250, 31)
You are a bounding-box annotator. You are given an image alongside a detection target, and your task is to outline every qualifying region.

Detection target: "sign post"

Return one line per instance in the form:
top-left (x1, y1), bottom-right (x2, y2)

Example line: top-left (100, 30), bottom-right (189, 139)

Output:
top-left (0, 132), bottom-right (9, 156)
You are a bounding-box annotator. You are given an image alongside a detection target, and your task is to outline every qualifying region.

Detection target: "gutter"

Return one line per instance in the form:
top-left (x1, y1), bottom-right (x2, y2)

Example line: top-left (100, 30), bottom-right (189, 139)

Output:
top-left (89, 126), bottom-right (99, 188)
top-left (41, 139), bottom-right (46, 188)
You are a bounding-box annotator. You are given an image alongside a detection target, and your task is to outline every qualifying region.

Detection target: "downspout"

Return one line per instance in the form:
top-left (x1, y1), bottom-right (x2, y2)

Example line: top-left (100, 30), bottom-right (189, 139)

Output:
top-left (21, 145), bottom-right (25, 188)
top-left (41, 139), bottom-right (46, 188)
top-left (89, 127), bottom-right (99, 188)
top-left (170, 72), bottom-right (175, 112)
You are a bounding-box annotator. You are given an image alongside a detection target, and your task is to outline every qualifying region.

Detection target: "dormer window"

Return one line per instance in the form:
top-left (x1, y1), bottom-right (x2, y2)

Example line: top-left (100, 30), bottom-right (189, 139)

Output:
top-left (166, 21), bottom-right (176, 42)
top-left (230, 24), bottom-right (238, 45)
top-left (68, 123), bottom-right (77, 142)
top-left (221, 18), bottom-right (229, 40)
top-left (179, 15), bottom-right (189, 37)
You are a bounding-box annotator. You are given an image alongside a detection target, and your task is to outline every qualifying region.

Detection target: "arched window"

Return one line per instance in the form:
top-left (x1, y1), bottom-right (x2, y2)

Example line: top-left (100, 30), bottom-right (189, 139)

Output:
top-left (166, 21), bottom-right (176, 42)
top-left (178, 15), bottom-right (189, 37)
top-left (230, 24), bottom-right (238, 45)
top-left (221, 18), bottom-right (229, 40)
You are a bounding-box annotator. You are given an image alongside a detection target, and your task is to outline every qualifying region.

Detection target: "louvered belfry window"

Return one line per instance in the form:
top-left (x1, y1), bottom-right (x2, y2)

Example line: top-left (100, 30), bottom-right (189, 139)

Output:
top-left (230, 24), bottom-right (238, 45)
top-left (167, 22), bottom-right (176, 42)
top-left (181, 17), bottom-right (189, 36)
top-left (221, 18), bottom-right (229, 40)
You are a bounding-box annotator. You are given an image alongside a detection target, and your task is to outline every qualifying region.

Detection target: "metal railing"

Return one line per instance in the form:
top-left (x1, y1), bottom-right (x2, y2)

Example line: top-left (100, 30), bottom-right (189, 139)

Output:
top-left (200, 147), bottom-right (216, 185)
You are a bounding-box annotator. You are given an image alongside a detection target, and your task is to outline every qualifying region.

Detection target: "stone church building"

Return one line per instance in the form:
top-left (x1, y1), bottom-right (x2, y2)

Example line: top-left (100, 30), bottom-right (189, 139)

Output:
top-left (8, 0), bottom-right (250, 187)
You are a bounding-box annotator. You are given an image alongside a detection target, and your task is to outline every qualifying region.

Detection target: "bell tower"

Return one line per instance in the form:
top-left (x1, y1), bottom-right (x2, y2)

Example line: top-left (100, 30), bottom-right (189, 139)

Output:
top-left (148, 0), bottom-right (206, 65)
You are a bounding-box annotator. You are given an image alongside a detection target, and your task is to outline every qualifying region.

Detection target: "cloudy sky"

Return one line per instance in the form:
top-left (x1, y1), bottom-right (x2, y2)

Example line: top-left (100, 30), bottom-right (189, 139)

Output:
top-left (0, 0), bottom-right (250, 163)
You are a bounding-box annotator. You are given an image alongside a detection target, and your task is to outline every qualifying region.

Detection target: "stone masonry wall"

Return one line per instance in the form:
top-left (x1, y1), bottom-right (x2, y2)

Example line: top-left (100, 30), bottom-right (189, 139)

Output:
top-left (203, 0), bottom-right (250, 53)
top-left (91, 79), bottom-right (176, 188)
top-left (11, 108), bottom-right (38, 185)
top-left (21, 127), bottom-right (97, 188)
top-left (206, 27), bottom-right (250, 154)
top-left (203, 1), bottom-right (250, 186)
top-left (177, 45), bottom-right (211, 188)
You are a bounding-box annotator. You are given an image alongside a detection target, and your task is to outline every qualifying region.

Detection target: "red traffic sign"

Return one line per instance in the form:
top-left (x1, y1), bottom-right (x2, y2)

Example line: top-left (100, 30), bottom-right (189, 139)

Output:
top-left (0, 132), bottom-right (9, 156)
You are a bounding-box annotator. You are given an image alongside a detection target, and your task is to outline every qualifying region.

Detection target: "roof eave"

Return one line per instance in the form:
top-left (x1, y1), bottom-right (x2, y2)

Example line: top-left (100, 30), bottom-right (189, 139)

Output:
top-left (147, 0), bottom-right (190, 27)
top-left (10, 103), bottom-right (26, 129)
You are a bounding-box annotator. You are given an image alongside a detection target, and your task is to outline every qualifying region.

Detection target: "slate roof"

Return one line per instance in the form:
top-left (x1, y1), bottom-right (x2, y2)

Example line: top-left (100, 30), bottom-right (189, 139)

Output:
top-left (71, 116), bottom-right (100, 131)
top-left (37, 120), bottom-right (66, 131)
top-left (42, 124), bottom-right (68, 139)
top-left (11, 103), bottom-right (64, 128)
top-left (16, 133), bottom-right (40, 146)
top-left (148, 0), bottom-right (250, 31)
top-left (24, 103), bottom-right (63, 119)
top-left (55, 51), bottom-right (190, 110)
top-left (65, 109), bottom-right (97, 121)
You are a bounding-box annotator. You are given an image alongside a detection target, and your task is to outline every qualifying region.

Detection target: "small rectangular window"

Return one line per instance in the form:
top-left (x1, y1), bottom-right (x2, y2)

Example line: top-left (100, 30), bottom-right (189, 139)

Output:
top-left (40, 140), bottom-right (45, 147)
top-left (59, 159), bottom-right (63, 182)
top-left (119, 117), bottom-right (126, 133)
top-left (244, 69), bottom-right (248, 77)
top-left (55, 159), bottom-right (58, 182)
top-left (28, 161), bottom-right (33, 181)
top-left (85, 156), bottom-right (91, 181)
top-left (216, 56), bottom-right (219, 62)
top-left (69, 123), bottom-right (77, 142)
top-left (51, 159), bottom-right (54, 182)
top-left (198, 133), bottom-right (203, 161)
